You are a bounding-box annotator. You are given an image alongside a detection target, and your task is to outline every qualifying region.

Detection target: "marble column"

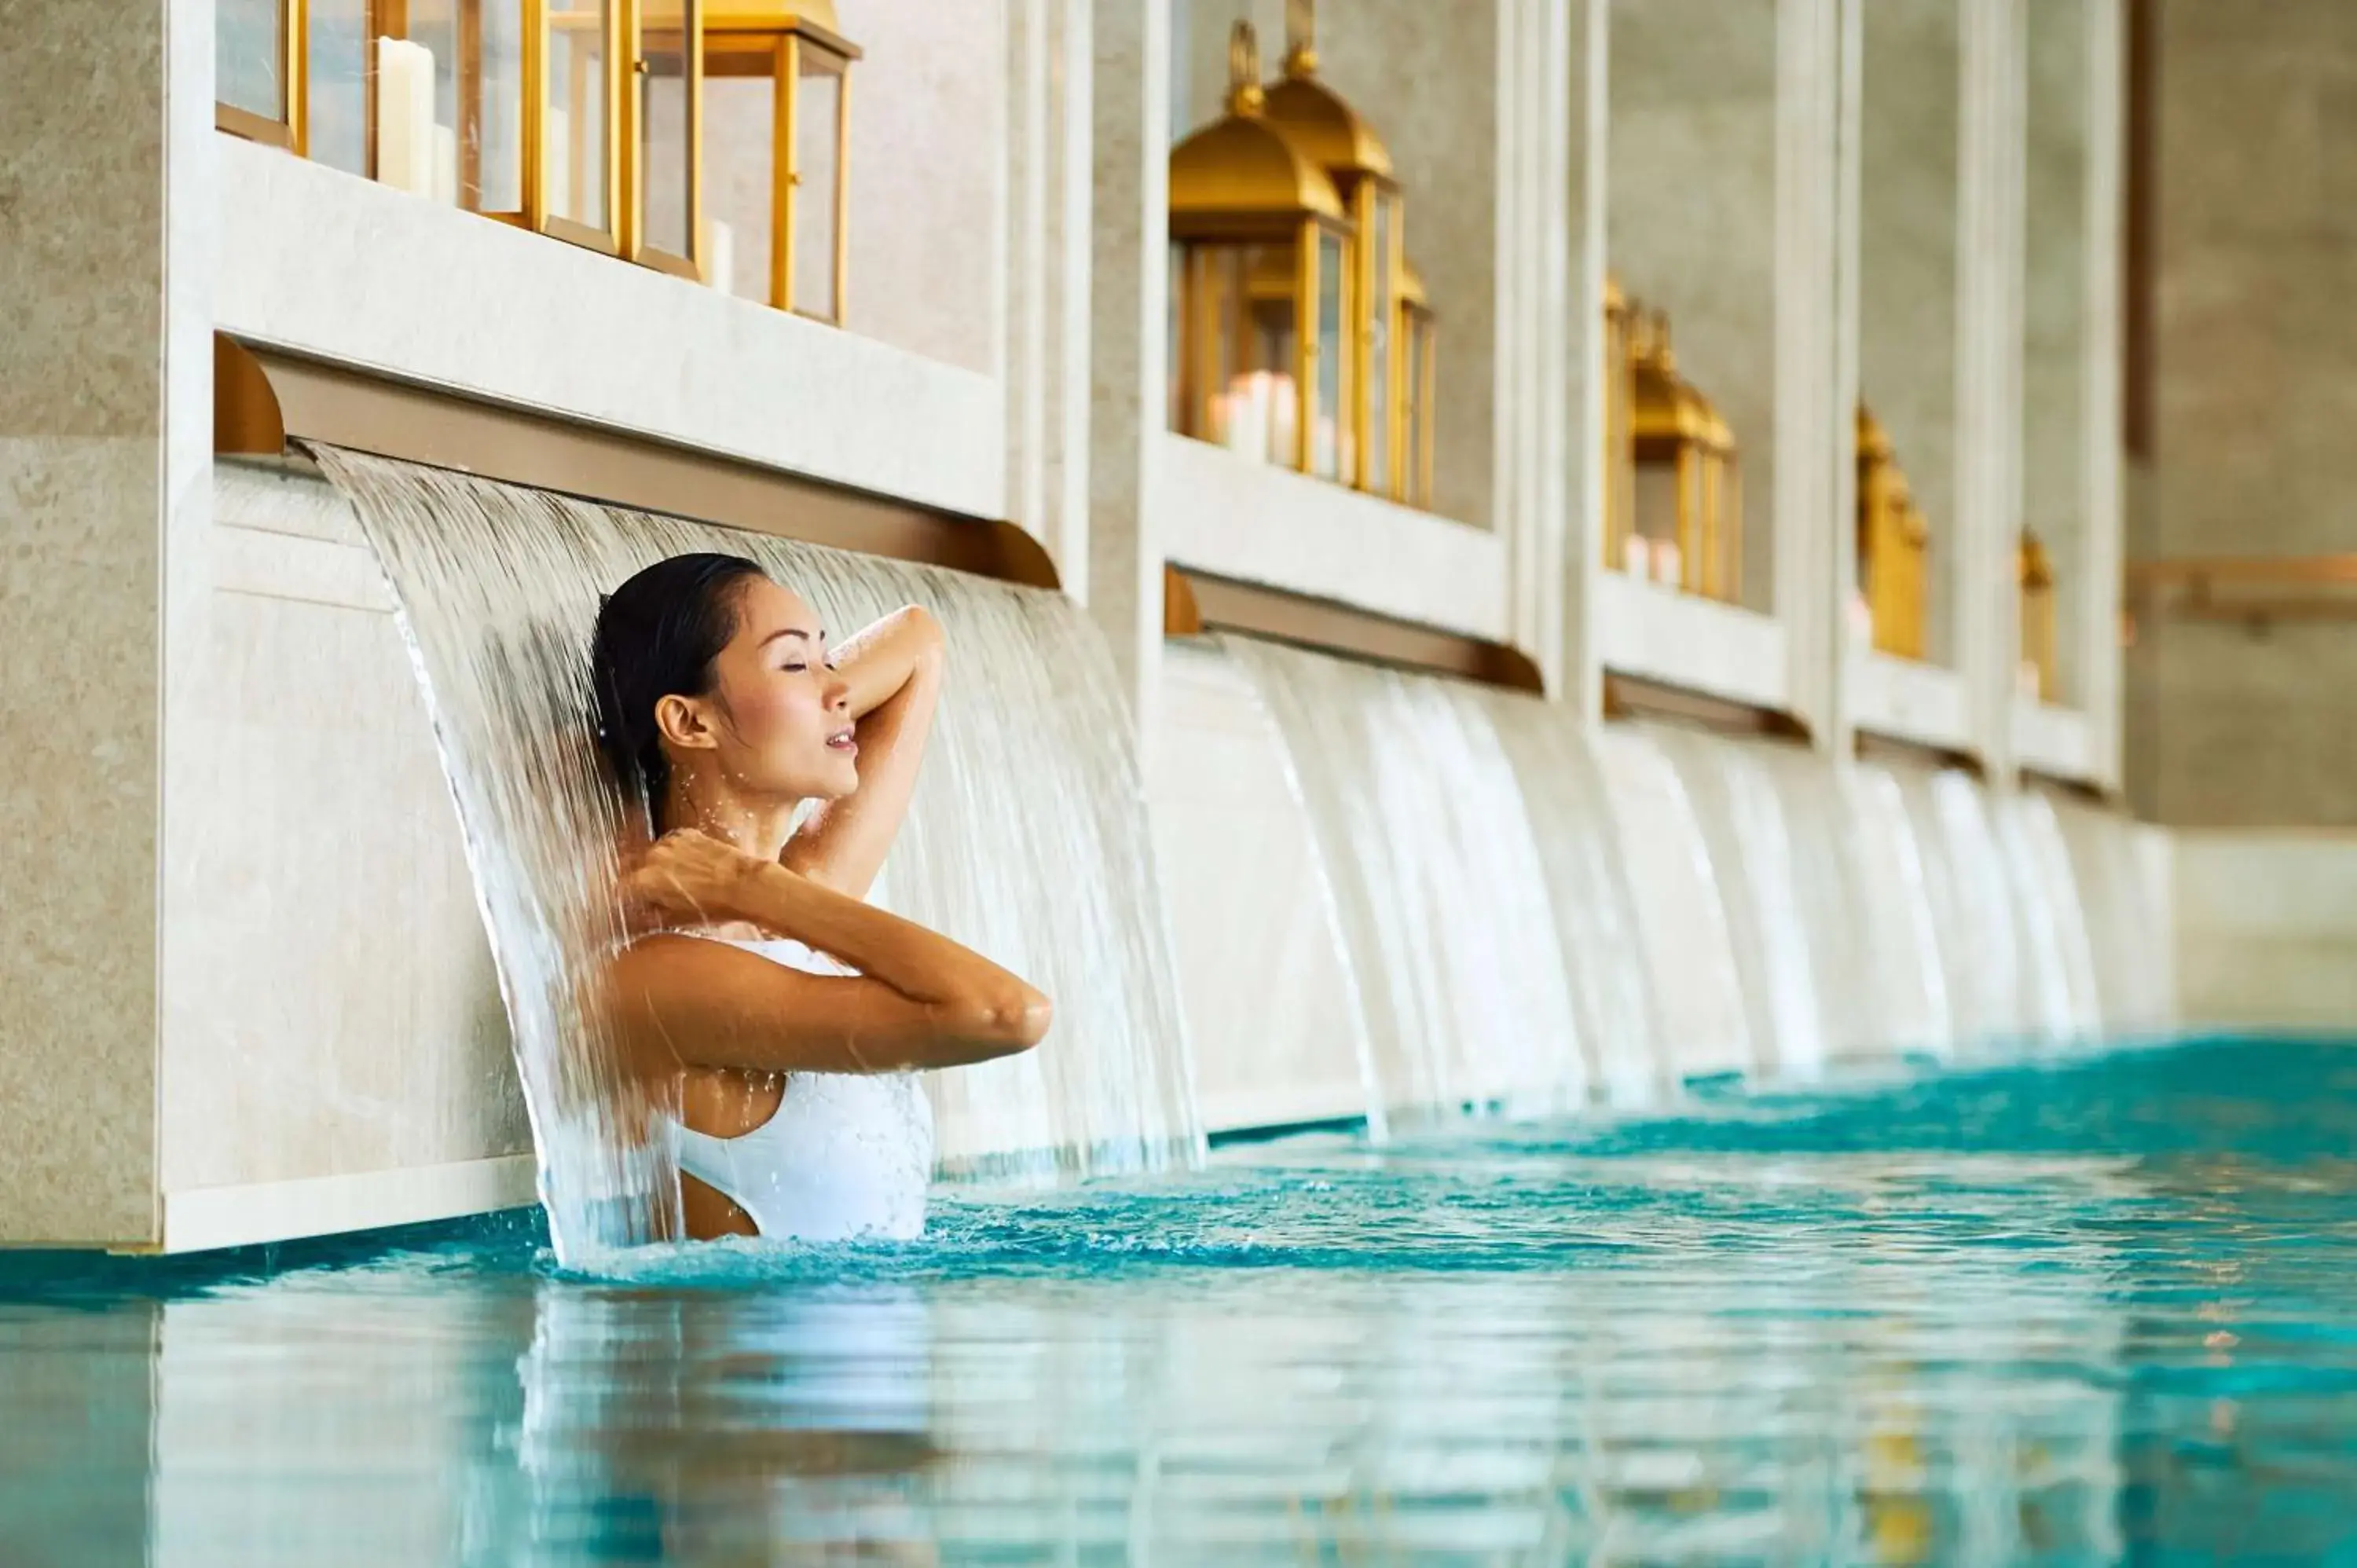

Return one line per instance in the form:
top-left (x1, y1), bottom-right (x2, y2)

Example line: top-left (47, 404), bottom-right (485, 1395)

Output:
top-left (1002, 0), bottom-right (1097, 596)
top-left (1956, 0), bottom-right (2025, 782)
top-left (1560, 0), bottom-right (1611, 716)
top-left (1086, 0), bottom-right (1173, 757)
top-left (0, 0), bottom-right (211, 1245)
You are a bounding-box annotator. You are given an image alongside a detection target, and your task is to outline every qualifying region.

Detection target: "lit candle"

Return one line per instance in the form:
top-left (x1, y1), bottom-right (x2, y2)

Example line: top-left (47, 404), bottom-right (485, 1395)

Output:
top-left (1651, 540), bottom-right (1683, 588)
top-left (545, 104), bottom-right (571, 222)
top-left (374, 38), bottom-right (438, 198)
top-left (1220, 371), bottom-right (1296, 467)
top-left (431, 123), bottom-right (459, 206)
top-left (1266, 372), bottom-right (1296, 467)
top-left (1622, 537), bottom-right (1652, 579)
top-left (2018, 660), bottom-right (2042, 698)
top-left (1847, 591), bottom-right (1873, 648)
top-left (706, 219), bottom-right (736, 295)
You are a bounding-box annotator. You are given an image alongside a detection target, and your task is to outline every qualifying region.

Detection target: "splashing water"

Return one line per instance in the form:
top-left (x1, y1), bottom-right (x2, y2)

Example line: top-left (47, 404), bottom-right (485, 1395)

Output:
top-left (312, 449), bottom-right (1199, 1262)
top-left (1225, 638), bottom-right (1586, 1120)
top-left (1219, 638), bottom-right (2171, 1127)
top-left (1475, 691), bottom-right (1667, 1108)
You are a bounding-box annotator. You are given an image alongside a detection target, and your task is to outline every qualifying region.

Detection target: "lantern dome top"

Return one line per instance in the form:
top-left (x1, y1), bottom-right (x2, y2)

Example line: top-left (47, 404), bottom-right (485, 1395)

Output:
top-left (1260, 0), bottom-right (1396, 184)
top-left (1631, 310), bottom-right (1728, 450)
top-left (1171, 22), bottom-right (1348, 229)
top-left (1401, 258), bottom-right (1429, 311)
top-left (2018, 528), bottom-right (2053, 588)
top-left (1857, 402), bottom-right (1893, 462)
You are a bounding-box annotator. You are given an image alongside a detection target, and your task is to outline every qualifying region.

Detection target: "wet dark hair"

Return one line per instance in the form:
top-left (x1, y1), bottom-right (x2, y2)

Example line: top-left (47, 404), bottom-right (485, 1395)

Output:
top-left (590, 552), bottom-right (769, 822)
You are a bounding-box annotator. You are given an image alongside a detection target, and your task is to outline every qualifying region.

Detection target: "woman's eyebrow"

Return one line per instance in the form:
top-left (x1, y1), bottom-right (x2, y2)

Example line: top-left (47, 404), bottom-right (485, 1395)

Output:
top-left (757, 628), bottom-right (815, 649)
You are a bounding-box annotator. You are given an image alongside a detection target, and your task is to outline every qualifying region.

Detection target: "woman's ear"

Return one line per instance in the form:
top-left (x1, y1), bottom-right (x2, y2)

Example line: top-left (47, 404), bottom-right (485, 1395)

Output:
top-left (654, 692), bottom-right (721, 753)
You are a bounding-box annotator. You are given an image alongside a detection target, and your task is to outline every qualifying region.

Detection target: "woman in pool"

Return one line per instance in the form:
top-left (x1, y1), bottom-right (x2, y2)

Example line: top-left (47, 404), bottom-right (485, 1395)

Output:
top-left (591, 553), bottom-right (1051, 1243)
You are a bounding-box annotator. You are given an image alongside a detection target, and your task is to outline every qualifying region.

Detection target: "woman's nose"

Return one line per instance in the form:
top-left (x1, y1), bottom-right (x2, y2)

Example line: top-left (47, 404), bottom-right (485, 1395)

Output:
top-left (824, 672), bottom-right (850, 710)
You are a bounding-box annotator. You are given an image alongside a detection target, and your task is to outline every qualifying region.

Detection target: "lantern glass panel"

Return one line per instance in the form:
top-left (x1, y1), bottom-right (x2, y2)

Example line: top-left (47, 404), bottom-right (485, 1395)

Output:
top-left (1415, 315), bottom-right (1437, 508)
top-left (703, 69), bottom-right (775, 302)
top-left (1633, 456), bottom-right (1681, 581)
top-left (394, 1), bottom-right (529, 211)
top-left (546, 0), bottom-right (614, 232)
top-left (1312, 228), bottom-right (1348, 482)
top-left (390, 5), bottom-right (460, 204)
top-left (1717, 460), bottom-right (1743, 602)
top-left (1399, 309), bottom-right (1424, 503)
top-left (1167, 240), bottom-right (1188, 433)
top-left (1364, 192), bottom-right (1395, 494)
top-left (218, 0), bottom-right (287, 122)
top-left (308, 0), bottom-right (369, 173)
top-left (792, 53), bottom-right (845, 321)
top-left (1186, 244), bottom-right (1300, 467)
top-left (638, 6), bottom-right (697, 262)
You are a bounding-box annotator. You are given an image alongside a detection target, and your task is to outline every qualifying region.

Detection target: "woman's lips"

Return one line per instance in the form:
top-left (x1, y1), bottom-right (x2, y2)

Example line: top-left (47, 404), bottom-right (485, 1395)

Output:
top-left (827, 727), bottom-right (858, 754)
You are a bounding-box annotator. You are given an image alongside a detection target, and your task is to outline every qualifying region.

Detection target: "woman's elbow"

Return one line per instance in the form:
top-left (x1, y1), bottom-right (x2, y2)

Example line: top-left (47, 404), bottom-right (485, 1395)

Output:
top-left (951, 985), bottom-right (1052, 1061)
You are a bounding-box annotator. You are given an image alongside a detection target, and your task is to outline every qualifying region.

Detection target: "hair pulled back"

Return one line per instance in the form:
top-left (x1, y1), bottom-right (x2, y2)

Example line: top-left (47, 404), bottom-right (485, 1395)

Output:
top-left (590, 552), bottom-right (769, 820)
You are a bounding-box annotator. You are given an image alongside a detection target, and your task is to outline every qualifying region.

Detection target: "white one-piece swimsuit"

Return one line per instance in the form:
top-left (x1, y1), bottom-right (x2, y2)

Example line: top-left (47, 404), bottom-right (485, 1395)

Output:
top-left (669, 936), bottom-right (935, 1242)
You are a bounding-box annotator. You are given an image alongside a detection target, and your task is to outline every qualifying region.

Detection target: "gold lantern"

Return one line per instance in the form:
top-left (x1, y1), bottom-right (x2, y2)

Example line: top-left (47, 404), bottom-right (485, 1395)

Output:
top-left (1856, 405), bottom-right (1929, 660)
top-left (700, 0), bottom-right (859, 321)
top-left (1601, 273), bottom-right (1637, 571)
top-left (1398, 259), bottom-right (1437, 511)
top-left (2018, 529), bottom-right (2058, 702)
top-left (1260, 0), bottom-right (1402, 497)
top-left (1169, 21), bottom-right (1357, 481)
top-left (1630, 308), bottom-right (1741, 601)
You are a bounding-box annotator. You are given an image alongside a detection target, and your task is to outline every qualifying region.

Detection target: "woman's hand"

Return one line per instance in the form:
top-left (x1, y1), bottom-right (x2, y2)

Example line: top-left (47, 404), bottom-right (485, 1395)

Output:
top-left (621, 829), bottom-right (773, 934)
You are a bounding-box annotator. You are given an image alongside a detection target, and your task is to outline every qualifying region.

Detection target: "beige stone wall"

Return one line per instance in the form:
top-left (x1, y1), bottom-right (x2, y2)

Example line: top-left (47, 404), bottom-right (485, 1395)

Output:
top-left (1608, 0), bottom-right (1781, 610)
top-left (2022, 0), bottom-right (2091, 704)
top-left (1859, 0), bottom-right (1963, 666)
top-left (2132, 0), bottom-right (2357, 825)
top-left (0, 3), bottom-right (167, 1245)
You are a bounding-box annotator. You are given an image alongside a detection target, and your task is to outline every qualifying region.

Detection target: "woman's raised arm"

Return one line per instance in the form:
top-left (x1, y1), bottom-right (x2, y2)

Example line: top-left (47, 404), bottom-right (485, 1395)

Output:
top-left (608, 830), bottom-right (1050, 1075)
top-left (781, 605), bottom-right (943, 900)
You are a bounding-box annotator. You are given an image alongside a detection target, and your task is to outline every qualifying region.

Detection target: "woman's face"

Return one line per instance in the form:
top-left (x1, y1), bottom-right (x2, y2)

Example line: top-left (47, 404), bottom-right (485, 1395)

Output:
top-left (677, 577), bottom-right (858, 802)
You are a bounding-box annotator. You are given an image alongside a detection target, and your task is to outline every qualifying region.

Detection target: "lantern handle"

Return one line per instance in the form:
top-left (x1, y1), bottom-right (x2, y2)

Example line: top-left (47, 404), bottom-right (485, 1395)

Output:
top-left (1285, 0), bottom-right (1319, 75)
top-left (1227, 20), bottom-right (1266, 114)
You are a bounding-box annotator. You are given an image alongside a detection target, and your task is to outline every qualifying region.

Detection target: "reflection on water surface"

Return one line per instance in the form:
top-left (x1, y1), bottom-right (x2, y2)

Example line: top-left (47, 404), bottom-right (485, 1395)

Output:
top-left (6, 1037), bottom-right (2357, 1563)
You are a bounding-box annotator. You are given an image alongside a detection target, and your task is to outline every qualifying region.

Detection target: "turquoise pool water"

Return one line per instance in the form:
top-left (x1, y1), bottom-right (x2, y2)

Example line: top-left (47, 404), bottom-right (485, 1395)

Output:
top-left (6, 1036), bottom-right (2357, 1564)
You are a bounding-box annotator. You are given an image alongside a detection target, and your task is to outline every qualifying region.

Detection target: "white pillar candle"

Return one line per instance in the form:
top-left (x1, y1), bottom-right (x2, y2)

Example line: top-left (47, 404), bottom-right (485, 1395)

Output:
top-left (1651, 540), bottom-right (1683, 588)
top-left (1265, 372), bottom-right (1297, 469)
top-left (1622, 537), bottom-right (1652, 578)
top-left (545, 104), bottom-right (571, 222)
top-left (706, 218), bottom-right (736, 294)
top-left (431, 123), bottom-right (459, 206)
top-left (1847, 591), bottom-right (1874, 649)
top-left (374, 38), bottom-right (438, 198)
